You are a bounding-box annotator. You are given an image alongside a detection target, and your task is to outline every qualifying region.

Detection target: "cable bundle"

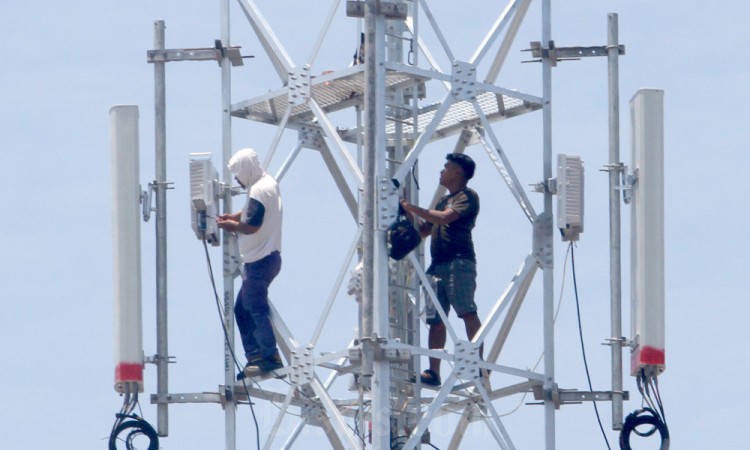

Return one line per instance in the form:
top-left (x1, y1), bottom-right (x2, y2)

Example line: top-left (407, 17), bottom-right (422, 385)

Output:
top-left (620, 368), bottom-right (669, 450)
top-left (108, 384), bottom-right (158, 450)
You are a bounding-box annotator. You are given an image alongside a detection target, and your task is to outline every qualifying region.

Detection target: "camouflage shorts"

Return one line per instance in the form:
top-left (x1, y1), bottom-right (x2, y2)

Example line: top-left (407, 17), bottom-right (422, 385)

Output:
top-left (425, 259), bottom-right (477, 325)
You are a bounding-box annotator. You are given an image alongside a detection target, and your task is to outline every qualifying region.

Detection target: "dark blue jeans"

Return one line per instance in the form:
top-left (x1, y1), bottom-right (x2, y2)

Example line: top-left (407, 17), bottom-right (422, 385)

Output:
top-left (235, 251), bottom-right (281, 361)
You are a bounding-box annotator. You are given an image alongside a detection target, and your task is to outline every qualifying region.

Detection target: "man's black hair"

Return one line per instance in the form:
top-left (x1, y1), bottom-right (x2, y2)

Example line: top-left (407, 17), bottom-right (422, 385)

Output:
top-left (446, 153), bottom-right (476, 180)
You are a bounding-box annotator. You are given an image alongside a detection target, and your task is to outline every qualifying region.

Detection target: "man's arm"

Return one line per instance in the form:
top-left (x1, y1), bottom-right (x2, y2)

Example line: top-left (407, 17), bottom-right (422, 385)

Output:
top-left (217, 216), bottom-right (260, 234)
top-left (416, 220), bottom-right (433, 238)
top-left (398, 200), bottom-right (434, 238)
top-left (217, 211), bottom-right (242, 222)
top-left (216, 198), bottom-right (265, 234)
top-left (399, 198), bottom-right (460, 227)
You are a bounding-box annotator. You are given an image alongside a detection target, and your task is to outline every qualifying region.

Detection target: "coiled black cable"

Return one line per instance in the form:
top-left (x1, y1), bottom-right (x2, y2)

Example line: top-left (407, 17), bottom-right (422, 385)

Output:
top-left (109, 389), bottom-right (159, 450)
top-left (109, 414), bottom-right (159, 450)
top-left (620, 368), bottom-right (670, 449)
top-left (619, 407), bottom-right (669, 450)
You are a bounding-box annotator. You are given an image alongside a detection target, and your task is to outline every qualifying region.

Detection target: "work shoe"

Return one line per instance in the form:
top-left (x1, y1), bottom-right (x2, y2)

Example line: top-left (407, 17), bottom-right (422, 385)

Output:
top-left (419, 369), bottom-right (441, 386)
top-left (243, 354), bottom-right (284, 378)
top-left (237, 357), bottom-right (261, 380)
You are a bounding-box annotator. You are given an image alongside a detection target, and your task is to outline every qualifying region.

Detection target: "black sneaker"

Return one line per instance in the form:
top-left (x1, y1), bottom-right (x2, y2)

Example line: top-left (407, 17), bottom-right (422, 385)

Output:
top-left (419, 369), bottom-right (441, 386)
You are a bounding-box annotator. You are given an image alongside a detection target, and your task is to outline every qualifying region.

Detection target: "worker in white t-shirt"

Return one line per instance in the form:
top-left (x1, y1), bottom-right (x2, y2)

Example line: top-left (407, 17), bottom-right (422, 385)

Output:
top-left (217, 148), bottom-right (283, 378)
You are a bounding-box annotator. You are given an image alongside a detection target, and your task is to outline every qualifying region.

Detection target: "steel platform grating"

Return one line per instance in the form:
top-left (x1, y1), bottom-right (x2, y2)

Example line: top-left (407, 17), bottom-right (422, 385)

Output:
top-left (231, 65), bottom-right (427, 125)
top-left (231, 65), bottom-right (541, 144)
top-left (380, 91), bottom-right (542, 143)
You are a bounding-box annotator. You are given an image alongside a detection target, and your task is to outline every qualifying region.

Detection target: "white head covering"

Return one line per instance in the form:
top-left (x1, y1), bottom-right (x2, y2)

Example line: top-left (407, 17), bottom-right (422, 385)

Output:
top-left (228, 148), bottom-right (264, 188)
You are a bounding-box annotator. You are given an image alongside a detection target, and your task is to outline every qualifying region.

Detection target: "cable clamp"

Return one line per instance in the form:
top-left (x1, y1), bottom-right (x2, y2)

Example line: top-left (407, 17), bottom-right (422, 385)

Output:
top-left (601, 163), bottom-right (636, 204)
top-left (602, 336), bottom-right (628, 347)
top-left (141, 180), bottom-right (174, 222)
top-left (144, 353), bottom-right (176, 365)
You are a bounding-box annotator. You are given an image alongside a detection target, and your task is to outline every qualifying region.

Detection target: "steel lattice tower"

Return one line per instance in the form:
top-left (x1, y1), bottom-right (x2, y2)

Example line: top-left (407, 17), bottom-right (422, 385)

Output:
top-left (134, 1), bottom-right (627, 449)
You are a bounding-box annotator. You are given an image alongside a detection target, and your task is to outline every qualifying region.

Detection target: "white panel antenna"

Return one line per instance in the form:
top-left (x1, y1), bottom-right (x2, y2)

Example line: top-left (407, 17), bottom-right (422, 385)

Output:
top-left (630, 89), bottom-right (665, 376)
top-left (111, 105), bottom-right (144, 393)
top-left (556, 154), bottom-right (584, 241)
top-left (189, 155), bottom-right (220, 246)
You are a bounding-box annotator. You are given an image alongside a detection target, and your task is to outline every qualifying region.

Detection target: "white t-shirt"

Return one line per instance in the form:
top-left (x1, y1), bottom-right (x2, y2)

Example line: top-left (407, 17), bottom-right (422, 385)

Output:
top-left (238, 173), bottom-right (282, 263)
top-left (228, 148), bottom-right (283, 263)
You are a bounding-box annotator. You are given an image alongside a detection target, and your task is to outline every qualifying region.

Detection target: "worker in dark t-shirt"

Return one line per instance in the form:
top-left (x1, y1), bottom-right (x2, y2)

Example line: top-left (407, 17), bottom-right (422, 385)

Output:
top-left (400, 153), bottom-right (481, 387)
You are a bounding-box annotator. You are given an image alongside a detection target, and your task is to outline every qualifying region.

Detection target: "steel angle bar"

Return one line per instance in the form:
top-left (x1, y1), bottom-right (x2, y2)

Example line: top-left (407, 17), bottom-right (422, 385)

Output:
top-left (308, 99), bottom-right (364, 186)
top-left (489, 379), bottom-right (541, 401)
top-left (269, 302), bottom-right (301, 360)
top-left (478, 360), bottom-right (545, 381)
top-left (487, 256), bottom-right (538, 364)
top-left (380, 340), bottom-right (458, 374)
top-left (234, 383), bottom-right (300, 405)
top-left (384, 61), bottom-right (451, 85)
top-left (263, 385), bottom-right (298, 450)
top-left (231, 87), bottom-right (288, 123)
top-left (149, 392), bottom-right (223, 404)
top-left (305, 0), bottom-right (341, 66)
top-left (438, 380), bottom-right (539, 416)
top-left (310, 229), bottom-right (361, 346)
top-left (309, 64), bottom-right (363, 87)
top-left (274, 140), bottom-right (304, 182)
top-left (319, 415), bottom-right (348, 450)
top-left (400, 372), bottom-right (459, 450)
top-left (314, 348), bottom-right (351, 366)
top-left (307, 377), bottom-right (361, 449)
top-left (473, 80), bottom-right (543, 106)
top-left (447, 407), bottom-right (474, 450)
top-left (473, 379), bottom-right (515, 450)
top-left (317, 141), bottom-right (358, 221)
top-left (400, 344), bottom-right (454, 364)
top-left (486, 0), bottom-right (532, 83)
top-left (473, 109), bottom-right (537, 222)
top-left (474, 254), bottom-right (538, 347)
top-left (294, 380), bottom-right (352, 450)
top-left (145, 47), bottom-right (242, 65)
top-left (407, 252), bottom-right (459, 342)
top-left (418, 0), bottom-right (455, 62)
top-left (382, 340), bottom-right (421, 352)
top-left (317, 361), bottom-right (356, 375)
top-left (317, 355), bottom-right (357, 376)
top-left (280, 419), bottom-right (307, 450)
top-left (469, 0), bottom-right (520, 66)
top-left (279, 408), bottom-right (345, 450)
top-left (263, 106), bottom-right (292, 170)
top-left (322, 344), bottom-right (355, 388)
top-left (391, 93), bottom-right (455, 185)
top-left (331, 398), bottom-right (363, 414)
top-left (236, 0), bottom-right (294, 81)
top-left (400, 18), bottom-right (450, 91)
top-left (386, 343), bottom-right (488, 386)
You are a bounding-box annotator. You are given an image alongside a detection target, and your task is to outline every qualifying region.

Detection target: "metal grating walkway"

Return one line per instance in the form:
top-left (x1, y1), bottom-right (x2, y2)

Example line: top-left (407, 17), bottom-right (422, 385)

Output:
top-left (231, 64), bottom-right (541, 143)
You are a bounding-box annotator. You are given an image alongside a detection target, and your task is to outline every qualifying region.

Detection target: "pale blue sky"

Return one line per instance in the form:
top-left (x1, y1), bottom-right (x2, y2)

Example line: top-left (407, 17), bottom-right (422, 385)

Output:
top-left (2, 1), bottom-right (748, 449)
